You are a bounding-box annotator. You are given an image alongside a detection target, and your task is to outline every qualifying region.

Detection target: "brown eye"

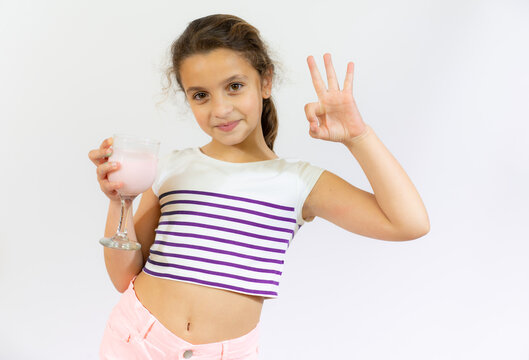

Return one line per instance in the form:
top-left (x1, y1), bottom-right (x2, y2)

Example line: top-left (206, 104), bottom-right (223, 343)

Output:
top-left (229, 83), bottom-right (243, 91)
top-left (193, 92), bottom-right (207, 101)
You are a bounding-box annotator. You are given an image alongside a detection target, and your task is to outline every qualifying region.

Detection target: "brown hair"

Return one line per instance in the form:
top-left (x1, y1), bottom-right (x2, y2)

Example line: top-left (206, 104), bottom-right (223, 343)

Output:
top-left (161, 14), bottom-right (278, 150)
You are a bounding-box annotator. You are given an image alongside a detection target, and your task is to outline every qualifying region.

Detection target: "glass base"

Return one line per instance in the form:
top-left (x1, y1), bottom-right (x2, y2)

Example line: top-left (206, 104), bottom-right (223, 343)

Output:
top-left (100, 235), bottom-right (141, 250)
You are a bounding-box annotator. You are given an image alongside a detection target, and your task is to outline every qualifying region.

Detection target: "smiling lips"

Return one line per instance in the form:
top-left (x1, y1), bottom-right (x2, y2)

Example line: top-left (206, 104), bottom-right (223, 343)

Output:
top-left (217, 120), bottom-right (239, 127)
top-left (216, 120), bottom-right (240, 132)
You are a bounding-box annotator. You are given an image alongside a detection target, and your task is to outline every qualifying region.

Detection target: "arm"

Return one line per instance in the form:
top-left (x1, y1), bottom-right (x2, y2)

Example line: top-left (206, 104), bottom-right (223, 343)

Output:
top-left (103, 188), bottom-right (160, 292)
top-left (303, 126), bottom-right (429, 241)
top-left (346, 126), bottom-right (429, 238)
top-left (303, 53), bottom-right (429, 241)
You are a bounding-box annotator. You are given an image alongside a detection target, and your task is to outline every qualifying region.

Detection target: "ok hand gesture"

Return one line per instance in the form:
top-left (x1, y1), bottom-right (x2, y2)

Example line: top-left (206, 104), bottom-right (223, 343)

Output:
top-left (305, 53), bottom-right (367, 145)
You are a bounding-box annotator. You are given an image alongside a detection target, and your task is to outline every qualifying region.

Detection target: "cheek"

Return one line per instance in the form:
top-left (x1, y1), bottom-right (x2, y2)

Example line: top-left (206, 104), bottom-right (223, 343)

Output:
top-left (190, 103), bottom-right (207, 119)
top-left (239, 93), bottom-right (262, 118)
top-left (190, 107), bottom-right (211, 130)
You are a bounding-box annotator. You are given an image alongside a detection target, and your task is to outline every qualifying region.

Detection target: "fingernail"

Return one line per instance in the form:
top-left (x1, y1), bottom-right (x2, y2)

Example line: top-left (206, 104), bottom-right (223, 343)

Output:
top-left (111, 162), bottom-right (118, 168)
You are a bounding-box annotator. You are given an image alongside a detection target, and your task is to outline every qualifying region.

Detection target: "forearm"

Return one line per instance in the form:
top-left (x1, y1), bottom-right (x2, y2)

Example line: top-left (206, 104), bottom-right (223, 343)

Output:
top-left (103, 200), bottom-right (144, 292)
top-left (345, 125), bottom-right (430, 235)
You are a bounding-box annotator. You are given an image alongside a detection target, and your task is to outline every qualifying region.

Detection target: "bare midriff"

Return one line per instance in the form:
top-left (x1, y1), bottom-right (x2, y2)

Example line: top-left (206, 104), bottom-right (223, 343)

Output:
top-left (132, 270), bottom-right (265, 345)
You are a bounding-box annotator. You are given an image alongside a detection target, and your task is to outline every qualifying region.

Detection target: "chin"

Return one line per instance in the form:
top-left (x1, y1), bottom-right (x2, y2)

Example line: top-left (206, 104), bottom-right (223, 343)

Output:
top-left (215, 137), bottom-right (245, 146)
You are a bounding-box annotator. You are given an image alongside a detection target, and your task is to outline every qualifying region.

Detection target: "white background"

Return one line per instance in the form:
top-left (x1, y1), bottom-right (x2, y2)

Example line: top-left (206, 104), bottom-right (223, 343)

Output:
top-left (1, 0), bottom-right (528, 359)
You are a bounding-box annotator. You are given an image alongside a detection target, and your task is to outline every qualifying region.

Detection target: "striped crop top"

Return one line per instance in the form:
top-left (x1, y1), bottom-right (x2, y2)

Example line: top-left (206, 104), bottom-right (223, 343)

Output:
top-left (142, 147), bottom-right (325, 298)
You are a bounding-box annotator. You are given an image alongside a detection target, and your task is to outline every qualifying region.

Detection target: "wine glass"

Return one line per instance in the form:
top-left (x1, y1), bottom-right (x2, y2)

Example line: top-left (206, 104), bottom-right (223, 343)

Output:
top-left (99, 134), bottom-right (160, 250)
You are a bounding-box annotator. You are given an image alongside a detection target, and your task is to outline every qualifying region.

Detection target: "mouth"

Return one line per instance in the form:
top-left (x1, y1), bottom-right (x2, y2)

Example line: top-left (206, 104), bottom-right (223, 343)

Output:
top-left (216, 120), bottom-right (240, 127)
top-left (215, 120), bottom-right (241, 132)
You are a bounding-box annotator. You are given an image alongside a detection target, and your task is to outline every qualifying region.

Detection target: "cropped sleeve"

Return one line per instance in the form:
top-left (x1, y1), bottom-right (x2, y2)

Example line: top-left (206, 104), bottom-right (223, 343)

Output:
top-left (295, 160), bottom-right (325, 226)
top-left (151, 151), bottom-right (177, 197)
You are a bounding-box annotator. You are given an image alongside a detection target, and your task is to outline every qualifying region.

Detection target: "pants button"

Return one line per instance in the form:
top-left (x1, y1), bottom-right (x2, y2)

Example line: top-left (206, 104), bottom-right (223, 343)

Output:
top-left (183, 349), bottom-right (193, 359)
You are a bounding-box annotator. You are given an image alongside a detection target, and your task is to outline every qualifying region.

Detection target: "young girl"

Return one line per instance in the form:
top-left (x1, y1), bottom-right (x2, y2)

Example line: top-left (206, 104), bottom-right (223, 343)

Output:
top-left (88, 14), bottom-right (429, 360)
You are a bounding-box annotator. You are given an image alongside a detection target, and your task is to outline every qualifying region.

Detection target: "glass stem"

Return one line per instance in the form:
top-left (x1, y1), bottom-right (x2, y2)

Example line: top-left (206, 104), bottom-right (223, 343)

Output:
top-left (115, 196), bottom-right (134, 239)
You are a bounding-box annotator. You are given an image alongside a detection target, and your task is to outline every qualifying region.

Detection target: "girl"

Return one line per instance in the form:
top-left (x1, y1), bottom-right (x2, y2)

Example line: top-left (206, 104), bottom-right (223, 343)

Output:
top-left (88, 14), bottom-right (429, 360)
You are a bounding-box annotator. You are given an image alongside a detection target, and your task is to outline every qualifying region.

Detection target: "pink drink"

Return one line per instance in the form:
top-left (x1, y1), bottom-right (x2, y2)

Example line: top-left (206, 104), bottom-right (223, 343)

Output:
top-left (108, 149), bottom-right (157, 196)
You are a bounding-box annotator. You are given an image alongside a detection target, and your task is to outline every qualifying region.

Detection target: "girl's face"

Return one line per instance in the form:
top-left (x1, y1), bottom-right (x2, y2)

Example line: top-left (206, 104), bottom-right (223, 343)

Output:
top-left (179, 48), bottom-right (272, 148)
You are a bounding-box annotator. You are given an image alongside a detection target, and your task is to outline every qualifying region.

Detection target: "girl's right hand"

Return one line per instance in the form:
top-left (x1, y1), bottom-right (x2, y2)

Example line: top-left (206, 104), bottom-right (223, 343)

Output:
top-left (88, 137), bottom-right (122, 202)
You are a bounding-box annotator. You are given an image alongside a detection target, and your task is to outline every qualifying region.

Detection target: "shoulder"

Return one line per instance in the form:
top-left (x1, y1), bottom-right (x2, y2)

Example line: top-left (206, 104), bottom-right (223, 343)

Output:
top-left (158, 147), bottom-right (194, 167)
top-left (302, 169), bottom-right (367, 223)
top-left (301, 169), bottom-right (329, 222)
top-left (152, 148), bottom-right (188, 196)
top-left (280, 157), bottom-right (324, 176)
top-left (276, 158), bottom-right (325, 224)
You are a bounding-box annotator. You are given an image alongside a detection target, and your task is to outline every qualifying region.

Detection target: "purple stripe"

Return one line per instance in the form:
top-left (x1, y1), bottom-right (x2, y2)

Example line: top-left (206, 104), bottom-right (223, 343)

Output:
top-left (153, 240), bottom-right (284, 263)
top-left (157, 222), bottom-right (290, 244)
top-left (160, 211), bottom-right (294, 235)
top-left (150, 250), bottom-right (282, 275)
top-left (142, 267), bottom-right (278, 297)
top-left (146, 258), bottom-right (280, 285)
top-left (161, 199), bottom-right (296, 223)
top-left (159, 189), bottom-right (294, 211)
top-left (154, 230), bottom-right (286, 253)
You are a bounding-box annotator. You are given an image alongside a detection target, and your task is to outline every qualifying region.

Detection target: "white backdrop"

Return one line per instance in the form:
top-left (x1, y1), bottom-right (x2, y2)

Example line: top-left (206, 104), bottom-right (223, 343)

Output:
top-left (1, 0), bottom-right (528, 359)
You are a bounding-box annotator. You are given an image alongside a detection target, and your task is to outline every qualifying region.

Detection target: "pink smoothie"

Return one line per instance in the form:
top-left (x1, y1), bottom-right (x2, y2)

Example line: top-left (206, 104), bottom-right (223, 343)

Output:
top-left (108, 149), bottom-right (157, 196)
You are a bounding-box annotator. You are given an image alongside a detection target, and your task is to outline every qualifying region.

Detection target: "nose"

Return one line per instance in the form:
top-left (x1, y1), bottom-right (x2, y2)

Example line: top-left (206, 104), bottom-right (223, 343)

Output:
top-left (211, 95), bottom-right (234, 119)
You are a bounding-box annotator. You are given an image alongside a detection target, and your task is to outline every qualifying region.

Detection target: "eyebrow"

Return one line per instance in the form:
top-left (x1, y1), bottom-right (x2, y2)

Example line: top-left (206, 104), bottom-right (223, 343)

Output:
top-left (185, 74), bottom-right (249, 95)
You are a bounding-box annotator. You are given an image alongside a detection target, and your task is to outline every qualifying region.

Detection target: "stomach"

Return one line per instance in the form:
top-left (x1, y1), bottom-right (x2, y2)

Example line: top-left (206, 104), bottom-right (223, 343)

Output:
top-left (132, 270), bottom-right (265, 345)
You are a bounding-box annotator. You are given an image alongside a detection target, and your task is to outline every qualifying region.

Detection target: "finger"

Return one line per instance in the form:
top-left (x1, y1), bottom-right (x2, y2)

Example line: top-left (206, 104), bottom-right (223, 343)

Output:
top-left (97, 161), bottom-right (119, 181)
top-left (99, 137), bottom-right (113, 150)
top-left (88, 147), bottom-right (113, 166)
top-left (101, 179), bottom-right (122, 194)
top-left (305, 103), bottom-right (322, 137)
top-left (323, 53), bottom-right (340, 91)
top-left (304, 102), bottom-right (322, 131)
top-left (98, 137), bottom-right (114, 160)
top-left (89, 137), bottom-right (114, 163)
top-left (304, 102), bottom-right (323, 123)
top-left (88, 149), bottom-right (98, 164)
top-left (306, 55), bottom-right (326, 98)
top-left (343, 61), bottom-right (354, 93)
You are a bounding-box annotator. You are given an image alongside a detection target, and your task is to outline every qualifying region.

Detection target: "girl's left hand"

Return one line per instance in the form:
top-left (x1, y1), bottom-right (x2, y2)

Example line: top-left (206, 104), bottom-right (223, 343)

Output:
top-left (305, 53), bottom-right (367, 144)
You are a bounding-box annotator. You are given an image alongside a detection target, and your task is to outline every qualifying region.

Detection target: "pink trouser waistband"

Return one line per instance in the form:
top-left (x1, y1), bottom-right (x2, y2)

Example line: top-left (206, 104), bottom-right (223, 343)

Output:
top-left (99, 276), bottom-right (260, 359)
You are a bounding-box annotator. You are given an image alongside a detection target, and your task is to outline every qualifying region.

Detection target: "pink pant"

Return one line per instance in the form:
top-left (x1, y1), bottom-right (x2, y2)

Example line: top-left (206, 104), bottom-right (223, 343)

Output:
top-left (99, 277), bottom-right (260, 359)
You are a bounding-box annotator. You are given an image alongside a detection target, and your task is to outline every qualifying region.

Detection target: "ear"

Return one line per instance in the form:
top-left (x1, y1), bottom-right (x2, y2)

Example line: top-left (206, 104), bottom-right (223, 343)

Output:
top-left (261, 67), bottom-right (273, 99)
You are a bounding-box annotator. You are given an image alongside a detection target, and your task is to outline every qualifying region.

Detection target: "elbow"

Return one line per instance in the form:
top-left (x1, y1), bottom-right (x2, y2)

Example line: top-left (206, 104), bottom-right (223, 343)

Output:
top-left (393, 221), bottom-right (430, 241)
top-left (402, 222), bottom-right (430, 241)
top-left (115, 284), bottom-right (128, 294)
top-left (111, 277), bottom-right (133, 293)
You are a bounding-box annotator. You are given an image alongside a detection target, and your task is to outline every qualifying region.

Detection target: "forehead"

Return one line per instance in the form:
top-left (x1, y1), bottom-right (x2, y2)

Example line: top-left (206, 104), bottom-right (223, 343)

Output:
top-left (179, 48), bottom-right (259, 88)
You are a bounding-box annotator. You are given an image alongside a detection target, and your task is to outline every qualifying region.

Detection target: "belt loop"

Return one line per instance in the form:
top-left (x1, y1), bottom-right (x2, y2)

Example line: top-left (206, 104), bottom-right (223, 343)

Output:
top-left (221, 343), bottom-right (225, 359)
